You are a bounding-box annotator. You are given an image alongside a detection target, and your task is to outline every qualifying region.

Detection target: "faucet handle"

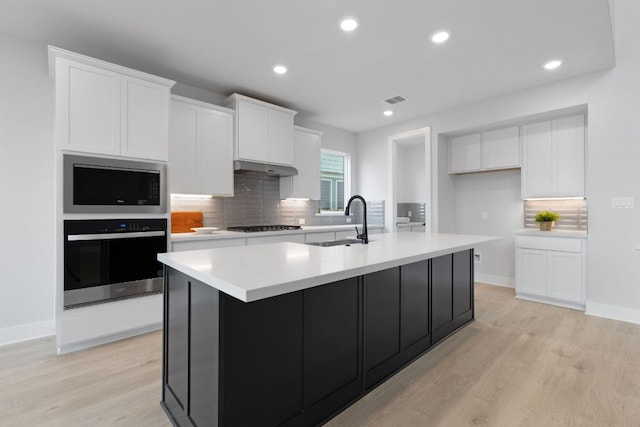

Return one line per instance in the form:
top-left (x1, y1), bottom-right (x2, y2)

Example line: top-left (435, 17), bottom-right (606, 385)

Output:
top-left (355, 226), bottom-right (360, 237)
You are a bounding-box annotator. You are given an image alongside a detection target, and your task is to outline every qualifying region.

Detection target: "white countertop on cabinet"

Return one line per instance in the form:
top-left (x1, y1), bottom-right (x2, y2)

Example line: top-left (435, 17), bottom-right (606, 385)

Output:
top-left (515, 229), bottom-right (588, 238)
top-left (158, 232), bottom-right (500, 302)
top-left (171, 224), bottom-right (383, 242)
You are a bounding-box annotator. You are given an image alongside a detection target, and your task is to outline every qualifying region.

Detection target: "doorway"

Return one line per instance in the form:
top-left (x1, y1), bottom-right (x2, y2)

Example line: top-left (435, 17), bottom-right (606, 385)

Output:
top-left (387, 128), bottom-right (432, 232)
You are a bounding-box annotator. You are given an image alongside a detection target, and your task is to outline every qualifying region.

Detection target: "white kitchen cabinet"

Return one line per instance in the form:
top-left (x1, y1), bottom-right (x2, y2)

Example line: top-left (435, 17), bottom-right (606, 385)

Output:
top-left (50, 46), bottom-right (175, 161)
top-left (515, 234), bottom-right (587, 309)
top-left (225, 93), bottom-right (297, 166)
top-left (449, 126), bottom-right (520, 174)
top-left (169, 96), bottom-right (234, 196)
top-left (481, 126), bottom-right (520, 170)
top-left (449, 133), bottom-right (481, 173)
top-left (280, 126), bottom-right (322, 199)
top-left (521, 114), bottom-right (585, 198)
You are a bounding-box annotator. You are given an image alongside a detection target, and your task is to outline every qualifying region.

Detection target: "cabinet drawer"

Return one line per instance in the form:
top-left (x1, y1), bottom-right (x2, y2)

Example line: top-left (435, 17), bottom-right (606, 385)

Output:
top-left (516, 236), bottom-right (582, 253)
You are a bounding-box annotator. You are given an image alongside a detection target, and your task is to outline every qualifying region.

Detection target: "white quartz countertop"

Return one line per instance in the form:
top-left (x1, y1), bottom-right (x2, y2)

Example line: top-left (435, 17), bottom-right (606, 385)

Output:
top-left (515, 229), bottom-right (588, 238)
top-left (158, 232), bottom-right (500, 302)
top-left (171, 224), bottom-right (382, 242)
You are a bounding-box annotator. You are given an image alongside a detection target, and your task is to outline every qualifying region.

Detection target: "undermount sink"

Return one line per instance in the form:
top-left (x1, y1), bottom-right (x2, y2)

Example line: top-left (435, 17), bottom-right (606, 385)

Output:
top-left (306, 238), bottom-right (364, 247)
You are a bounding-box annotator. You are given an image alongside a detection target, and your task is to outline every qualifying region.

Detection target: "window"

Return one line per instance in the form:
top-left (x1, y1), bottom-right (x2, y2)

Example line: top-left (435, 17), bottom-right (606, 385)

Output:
top-left (319, 150), bottom-right (349, 213)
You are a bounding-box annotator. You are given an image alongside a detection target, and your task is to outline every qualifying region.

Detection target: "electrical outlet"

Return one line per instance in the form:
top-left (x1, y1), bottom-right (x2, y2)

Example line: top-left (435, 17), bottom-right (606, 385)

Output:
top-left (298, 218), bottom-right (305, 225)
top-left (346, 217), bottom-right (352, 223)
top-left (474, 253), bottom-right (482, 263)
top-left (612, 197), bottom-right (635, 209)
top-left (408, 211), bottom-right (412, 218)
top-left (481, 211), bottom-right (488, 220)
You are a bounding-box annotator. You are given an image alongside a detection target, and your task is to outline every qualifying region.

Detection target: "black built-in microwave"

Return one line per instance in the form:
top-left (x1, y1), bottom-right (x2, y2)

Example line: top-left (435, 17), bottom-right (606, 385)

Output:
top-left (63, 154), bottom-right (166, 214)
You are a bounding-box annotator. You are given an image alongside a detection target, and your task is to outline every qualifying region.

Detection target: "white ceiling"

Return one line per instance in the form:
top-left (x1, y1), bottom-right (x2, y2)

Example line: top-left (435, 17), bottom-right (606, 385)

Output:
top-left (0, 0), bottom-right (614, 133)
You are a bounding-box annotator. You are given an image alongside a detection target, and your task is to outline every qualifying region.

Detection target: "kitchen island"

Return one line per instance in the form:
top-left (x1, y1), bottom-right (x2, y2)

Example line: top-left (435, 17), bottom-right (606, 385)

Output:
top-left (158, 232), bottom-right (498, 427)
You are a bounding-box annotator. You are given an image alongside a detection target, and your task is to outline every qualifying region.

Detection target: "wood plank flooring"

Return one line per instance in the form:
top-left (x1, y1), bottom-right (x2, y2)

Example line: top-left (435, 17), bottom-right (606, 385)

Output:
top-left (1, 284), bottom-right (639, 426)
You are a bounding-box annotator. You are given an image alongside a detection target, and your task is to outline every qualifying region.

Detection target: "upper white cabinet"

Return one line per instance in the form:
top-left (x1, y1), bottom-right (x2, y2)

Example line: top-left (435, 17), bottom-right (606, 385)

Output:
top-left (521, 114), bottom-right (585, 198)
top-left (481, 127), bottom-right (521, 170)
top-left (449, 134), bottom-right (481, 173)
top-left (49, 46), bottom-right (175, 161)
top-left (169, 96), bottom-right (234, 196)
top-left (280, 126), bottom-right (322, 200)
top-left (449, 126), bottom-right (520, 174)
top-left (225, 93), bottom-right (297, 166)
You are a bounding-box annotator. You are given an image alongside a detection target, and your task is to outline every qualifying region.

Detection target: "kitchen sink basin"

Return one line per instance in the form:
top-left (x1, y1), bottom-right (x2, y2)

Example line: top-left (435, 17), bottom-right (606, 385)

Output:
top-left (305, 238), bottom-right (364, 247)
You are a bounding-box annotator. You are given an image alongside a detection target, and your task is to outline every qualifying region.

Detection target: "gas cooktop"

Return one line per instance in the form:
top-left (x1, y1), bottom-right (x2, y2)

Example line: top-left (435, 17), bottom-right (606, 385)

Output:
top-left (227, 225), bottom-right (302, 233)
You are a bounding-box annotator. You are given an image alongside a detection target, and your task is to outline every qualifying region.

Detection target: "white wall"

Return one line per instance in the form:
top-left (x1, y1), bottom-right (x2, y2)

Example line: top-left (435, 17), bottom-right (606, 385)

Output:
top-left (0, 33), bottom-right (55, 344)
top-left (396, 142), bottom-right (426, 203)
top-left (454, 170), bottom-right (523, 287)
top-left (357, 0), bottom-right (640, 323)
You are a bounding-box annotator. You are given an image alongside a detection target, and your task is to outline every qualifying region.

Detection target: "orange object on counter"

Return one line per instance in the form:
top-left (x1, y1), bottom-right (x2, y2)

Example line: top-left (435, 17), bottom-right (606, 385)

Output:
top-left (171, 211), bottom-right (204, 233)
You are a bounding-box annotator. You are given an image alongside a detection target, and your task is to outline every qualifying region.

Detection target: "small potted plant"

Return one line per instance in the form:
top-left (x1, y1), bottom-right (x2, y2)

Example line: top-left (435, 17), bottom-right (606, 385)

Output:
top-left (535, 210), bottom-right (560, 231)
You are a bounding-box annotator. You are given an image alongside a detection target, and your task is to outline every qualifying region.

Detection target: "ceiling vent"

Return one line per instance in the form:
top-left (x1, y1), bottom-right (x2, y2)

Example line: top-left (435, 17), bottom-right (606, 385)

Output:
top-left (384, 95), bottom-right (407, 105)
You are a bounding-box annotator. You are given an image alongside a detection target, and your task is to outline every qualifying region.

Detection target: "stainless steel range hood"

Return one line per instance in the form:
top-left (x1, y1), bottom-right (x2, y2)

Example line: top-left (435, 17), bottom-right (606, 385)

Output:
top-left (233, 160), bottom-right (298, 177)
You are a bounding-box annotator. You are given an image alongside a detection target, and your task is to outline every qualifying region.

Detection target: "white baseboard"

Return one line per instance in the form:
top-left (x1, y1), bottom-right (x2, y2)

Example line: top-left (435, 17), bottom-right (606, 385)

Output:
top-left (586, 301), bottom-right (640, 325)
top-left (475, 273), bottom-right (514, 288)
top-left (0, 319), bottom-right (55, 347)
top-left (57, 322), bottom-right (162, 355)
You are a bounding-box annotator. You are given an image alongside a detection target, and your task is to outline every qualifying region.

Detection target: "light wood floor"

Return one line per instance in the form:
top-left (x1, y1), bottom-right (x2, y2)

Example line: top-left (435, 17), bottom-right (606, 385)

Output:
top-left (2, 284), bottom-right (640, 426)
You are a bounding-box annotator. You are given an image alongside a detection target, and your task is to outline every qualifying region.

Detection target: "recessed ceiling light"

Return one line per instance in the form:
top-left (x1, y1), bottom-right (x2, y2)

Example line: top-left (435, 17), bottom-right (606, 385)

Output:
top-left (543, 60), bottom-right (562, 70)
top-left (431, 30), bottom-right (450, 44)
top-left (273, 65), bottom-right (288, 74)
top-left (340, 17), bottom-right (359, 32)
top-left (383, 110), bottom-right (394, 117)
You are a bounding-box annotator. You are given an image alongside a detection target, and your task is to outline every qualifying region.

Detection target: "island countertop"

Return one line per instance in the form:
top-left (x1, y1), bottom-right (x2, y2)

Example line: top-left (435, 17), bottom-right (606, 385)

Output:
top-left (158, 232), bottom-right (499, 302)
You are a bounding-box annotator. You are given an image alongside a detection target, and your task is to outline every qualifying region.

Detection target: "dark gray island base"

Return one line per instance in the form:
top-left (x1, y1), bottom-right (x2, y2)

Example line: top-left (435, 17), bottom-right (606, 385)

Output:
top-left (161, 249), bottom-right (474, 427)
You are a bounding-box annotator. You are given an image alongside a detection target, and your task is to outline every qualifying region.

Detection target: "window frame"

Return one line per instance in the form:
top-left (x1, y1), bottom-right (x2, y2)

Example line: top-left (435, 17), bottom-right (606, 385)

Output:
top-left (317, 148), bottom-right (351, 216)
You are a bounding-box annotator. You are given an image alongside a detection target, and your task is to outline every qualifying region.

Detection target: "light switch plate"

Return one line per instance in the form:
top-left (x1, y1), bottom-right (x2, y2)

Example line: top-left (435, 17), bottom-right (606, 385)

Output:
top-left (612, 197), bottom-right (635, 209)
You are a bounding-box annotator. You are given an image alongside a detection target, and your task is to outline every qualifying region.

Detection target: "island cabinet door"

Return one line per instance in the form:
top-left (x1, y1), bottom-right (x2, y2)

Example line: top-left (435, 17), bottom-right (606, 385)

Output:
top-left (431, 254), bottom-right (454, 344)
top-left (363, 267), bottom-right (403, 390)
top-left (220, 291), bottom-right (304, 427)
top-left (431, 250), bottom-right (475, 345)
top-left (302, 277), bottom-right (362, 425)
top-left (400, 260), bottom-right (431, 363)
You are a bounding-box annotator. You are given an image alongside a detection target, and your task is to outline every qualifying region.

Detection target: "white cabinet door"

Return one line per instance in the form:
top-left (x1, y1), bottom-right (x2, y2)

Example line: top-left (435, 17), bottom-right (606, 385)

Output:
top-left (449, 133), bottom-right (481, 173)
top-left (269, 109), bottom-right (294, 165)
top-left (516, 248), bottom-right (548, 296)
top-left (280, 127), bottom-right (321, 199)
top-left (335, 229), bottom-right (357, 239)
top-left (169, 101), bottom-right (199, 194)
top-left (169, 96), bottom-right (234, 196)
top-left (553, 114), bottom-right (585, 197)
top-left (200, 108), bottom-right (234, 196)
top-left (237, 100), bottom-right (269, 162)
top-left (56, 58), bottom-right (120, 155)
top-left (121, 76), bottom-right (169, 161)
top-left (548, 251), bottom-right (583, 303)
top-left (521, 120), bottom-right (553, 198)
top-left (482, 126), bottom-right (520, 170)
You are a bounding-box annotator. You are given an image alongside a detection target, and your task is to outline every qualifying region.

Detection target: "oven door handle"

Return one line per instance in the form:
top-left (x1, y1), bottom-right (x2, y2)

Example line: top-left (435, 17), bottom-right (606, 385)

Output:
top-left (67, 231), bottom-right (166, 241)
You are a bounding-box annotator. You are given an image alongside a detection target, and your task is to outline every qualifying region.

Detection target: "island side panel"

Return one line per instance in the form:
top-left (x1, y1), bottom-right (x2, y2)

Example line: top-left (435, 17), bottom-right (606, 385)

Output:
top-left (163, 268), bottom-right (197, 427)
top-left (452, 249), bottom-right (474, 327)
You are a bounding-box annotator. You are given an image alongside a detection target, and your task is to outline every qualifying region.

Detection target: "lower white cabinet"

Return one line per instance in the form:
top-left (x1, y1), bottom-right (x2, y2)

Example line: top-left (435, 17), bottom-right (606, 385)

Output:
top-left (169, 95), bottom-right (234, 196)
top-left (515, 235), bottom-right (587, 309)
top-left (246, 234), bottom-right (306, 245)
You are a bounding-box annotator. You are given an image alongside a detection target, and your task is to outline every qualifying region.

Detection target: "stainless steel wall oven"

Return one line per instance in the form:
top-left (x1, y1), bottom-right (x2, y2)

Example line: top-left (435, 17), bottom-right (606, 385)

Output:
top-left (63, 218), bottom-right (167, 309)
